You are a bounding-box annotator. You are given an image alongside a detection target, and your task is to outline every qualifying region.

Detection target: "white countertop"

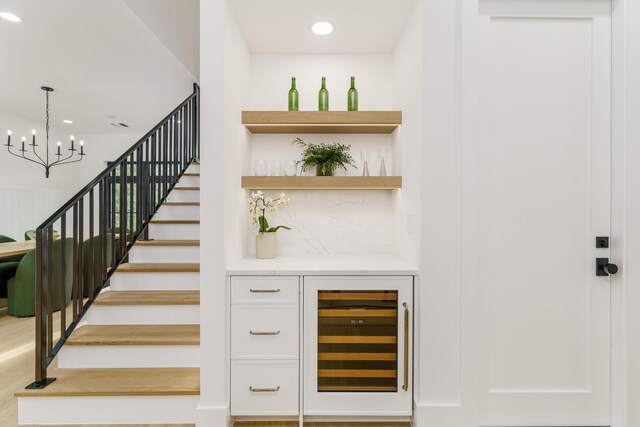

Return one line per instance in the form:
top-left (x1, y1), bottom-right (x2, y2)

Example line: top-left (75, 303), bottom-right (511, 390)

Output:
top-left (226, 254), bottom-right (418, 276)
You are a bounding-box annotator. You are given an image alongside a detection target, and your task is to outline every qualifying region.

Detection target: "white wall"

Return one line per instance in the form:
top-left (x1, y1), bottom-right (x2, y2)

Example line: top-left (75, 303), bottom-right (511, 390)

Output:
top-left (0, 109), bottom-right (81, 240)
top-left (247, 54), bottom-right (400, 256)
top-left (198, 0), bottom-right (231, 424)
top-left (621, 1), bottom-right (640, 425)
top-left (415, 0), bottom-right (465, 426)
top-left (392, 1), bottom-right (422, 266)
top-left (79, 133), bottom-right (142, 184)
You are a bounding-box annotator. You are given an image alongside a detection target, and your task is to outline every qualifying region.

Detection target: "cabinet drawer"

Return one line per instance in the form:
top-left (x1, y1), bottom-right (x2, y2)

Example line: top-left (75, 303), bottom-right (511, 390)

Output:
top-left (231, 276), bottom-right (299, 304)
top-left (231, 360), bottom-right (299, 416)
top-left (231, 305), bottom-right (298, 359)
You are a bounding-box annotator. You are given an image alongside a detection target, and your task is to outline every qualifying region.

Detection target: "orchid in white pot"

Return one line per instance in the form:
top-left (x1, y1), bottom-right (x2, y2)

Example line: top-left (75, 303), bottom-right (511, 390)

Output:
top-left (248, 191), bottom-right (291, 259)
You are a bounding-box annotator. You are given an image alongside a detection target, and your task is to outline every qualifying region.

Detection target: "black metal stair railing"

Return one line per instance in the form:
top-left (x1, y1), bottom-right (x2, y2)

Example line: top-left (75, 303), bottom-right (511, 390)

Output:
top-left (27, 83), bottom-right (200, 389)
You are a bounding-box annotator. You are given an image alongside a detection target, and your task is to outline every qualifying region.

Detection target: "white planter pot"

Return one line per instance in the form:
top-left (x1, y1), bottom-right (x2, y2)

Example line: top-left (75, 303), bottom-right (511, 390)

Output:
top-left (256, 232), bottom-right (277, 259)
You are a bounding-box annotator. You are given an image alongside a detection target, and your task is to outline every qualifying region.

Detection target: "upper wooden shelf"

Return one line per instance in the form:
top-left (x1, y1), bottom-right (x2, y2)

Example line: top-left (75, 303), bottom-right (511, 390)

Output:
top-left (242, 111), bottom-right (402, 134)
top-left (242, 176), bottom-right (402, 190)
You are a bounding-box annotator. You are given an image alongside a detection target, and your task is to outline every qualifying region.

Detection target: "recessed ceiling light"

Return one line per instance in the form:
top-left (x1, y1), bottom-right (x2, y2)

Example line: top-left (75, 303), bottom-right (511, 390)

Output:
top-left (0, 12), bottom-right (22, 23)
top-left (63, 119), bottom-right (73, 124)
top-left (312, 21), bottom-right (334, 36)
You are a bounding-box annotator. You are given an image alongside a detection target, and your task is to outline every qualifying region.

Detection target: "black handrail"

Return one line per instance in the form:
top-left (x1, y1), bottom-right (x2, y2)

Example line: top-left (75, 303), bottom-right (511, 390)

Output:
top-left (27, 83), bottom-right (200, 389)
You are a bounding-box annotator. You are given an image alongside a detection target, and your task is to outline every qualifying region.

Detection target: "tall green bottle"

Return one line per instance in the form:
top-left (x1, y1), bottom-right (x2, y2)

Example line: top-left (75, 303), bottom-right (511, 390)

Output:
top-left (348, 76), bottom-right (358, 111)
top-left (318, 77), bottom-right (329, 111)
top-left (288, 77), bottom-right (299, 111)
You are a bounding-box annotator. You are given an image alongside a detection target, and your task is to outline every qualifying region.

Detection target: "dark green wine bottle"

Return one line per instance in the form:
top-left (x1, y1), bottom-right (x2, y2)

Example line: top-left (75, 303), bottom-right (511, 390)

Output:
top-left (288, 77), bottom-right (299, 111)
top-left (318, 77), bottom-right (329, 111)
top-left (347, 76), bottom-right (358, 111)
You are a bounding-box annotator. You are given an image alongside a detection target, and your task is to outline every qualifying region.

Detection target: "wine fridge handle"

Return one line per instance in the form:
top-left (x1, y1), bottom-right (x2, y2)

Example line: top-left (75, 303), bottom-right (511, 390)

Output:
top-left (403, 302), bottom-right (410, 392)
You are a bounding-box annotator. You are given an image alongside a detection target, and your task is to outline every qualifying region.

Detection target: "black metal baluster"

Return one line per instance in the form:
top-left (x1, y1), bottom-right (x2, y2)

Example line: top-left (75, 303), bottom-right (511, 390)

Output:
top-left (111, 169), bottom-right (117, 269)
top-left (120, 160), bottom-right (127, 260)
top-left (151, 132), bottom-right (157, 212)
top-left (60, 215), bottom-right (66, 339)
top-left (129, 153), bottom-right (134, 244)
top-left (78, 198), bottom-right (84, 318)
top-left (72, 204), bottom-right (78, 322)
top-left (99, 179), bottom-right (106, 285)
top-left (34, 228), bottom-right (46, 384)
top-left (89, 189), bottom-right (94, 296)
top-left (46, 226), bottom-right (53, 359)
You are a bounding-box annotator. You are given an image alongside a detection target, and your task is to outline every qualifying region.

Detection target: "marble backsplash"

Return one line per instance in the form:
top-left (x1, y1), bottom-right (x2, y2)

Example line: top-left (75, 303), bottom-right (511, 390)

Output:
top-left (246, 190), bottom-right (395, 256)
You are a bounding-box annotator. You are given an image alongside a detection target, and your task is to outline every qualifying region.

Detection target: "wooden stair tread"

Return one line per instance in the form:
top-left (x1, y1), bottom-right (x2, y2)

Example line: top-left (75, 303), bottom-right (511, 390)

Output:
top-left (94, 291), bottom-right (200, 306)
top-left (116, 263), bottom-right (200, 272)
top-left (183, 173), bottom-right (200, 176)
top-left (173, 187), bottom-right (200, 191)
top-left (135, 240), bottom-right (200, 247)
top-left (149, 219), bottom-right (200, 224)
top-left (15, 368), bottom-right (200, 397)
top-left (67, 324), bottom-right (199, 346)
top-left (162, 202), bottom-right (200, 206)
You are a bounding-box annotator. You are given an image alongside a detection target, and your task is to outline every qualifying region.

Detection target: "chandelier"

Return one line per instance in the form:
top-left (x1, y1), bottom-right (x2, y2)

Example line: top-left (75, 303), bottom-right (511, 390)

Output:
top-left (5, 86), bottom-right (86, 178)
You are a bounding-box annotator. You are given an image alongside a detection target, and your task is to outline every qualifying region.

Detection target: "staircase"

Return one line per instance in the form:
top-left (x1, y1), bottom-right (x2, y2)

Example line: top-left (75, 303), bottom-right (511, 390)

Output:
top-left (15, 164), bottom-right (202, 425)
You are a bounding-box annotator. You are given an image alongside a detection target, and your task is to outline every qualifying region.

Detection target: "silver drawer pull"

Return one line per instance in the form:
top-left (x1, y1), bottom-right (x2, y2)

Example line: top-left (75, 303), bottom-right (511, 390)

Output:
top-left (250, 330), bottom-right (281, 336)
top-left (249, 288), bottom-right (281, 293)
top-left (249, 386), bottom-right (280, 393)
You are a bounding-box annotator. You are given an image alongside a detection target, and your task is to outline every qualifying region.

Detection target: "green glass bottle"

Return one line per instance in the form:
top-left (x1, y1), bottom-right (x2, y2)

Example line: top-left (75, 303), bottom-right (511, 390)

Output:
top-left (318, 77), bottom-right (329, 111)
top-left (348, 76), bottom-right (358, 111)
top-left (288, 77), bottom-right (299, 111)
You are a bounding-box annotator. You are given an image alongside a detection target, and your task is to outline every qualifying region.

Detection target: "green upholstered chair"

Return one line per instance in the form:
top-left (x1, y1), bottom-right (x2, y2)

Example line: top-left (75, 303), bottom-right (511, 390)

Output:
top-left (0, 234), bottom-right (23, 263)
top-left (7, 238), bottom-right (73, 317)
top-left (0, 234), bottom-right (22, 299)
top-left (82, 234), bottom-right (113, 298)
top-left (0, 262), bottom-right (18, 299)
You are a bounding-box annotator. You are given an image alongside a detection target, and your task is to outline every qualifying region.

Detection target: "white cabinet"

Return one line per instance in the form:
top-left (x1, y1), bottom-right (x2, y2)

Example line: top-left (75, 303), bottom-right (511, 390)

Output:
top-left (231, 305), bottom-right (298, 359)
top-left (229, 274), bottom-right (414, 419)
top-left (230, 276), bottom-right (300, 416)
top-left (231, 360), bottom-right (299, 416)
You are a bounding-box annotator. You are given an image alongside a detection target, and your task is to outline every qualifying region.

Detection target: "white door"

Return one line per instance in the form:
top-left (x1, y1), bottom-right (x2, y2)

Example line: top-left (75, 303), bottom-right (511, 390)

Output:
top-left (474, 1), bottom-right (612, 425)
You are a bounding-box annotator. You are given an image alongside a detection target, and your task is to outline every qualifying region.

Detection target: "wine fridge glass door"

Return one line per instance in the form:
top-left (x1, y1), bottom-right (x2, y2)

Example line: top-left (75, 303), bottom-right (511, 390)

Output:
top-left (304, 276), bottom-right (413, 417)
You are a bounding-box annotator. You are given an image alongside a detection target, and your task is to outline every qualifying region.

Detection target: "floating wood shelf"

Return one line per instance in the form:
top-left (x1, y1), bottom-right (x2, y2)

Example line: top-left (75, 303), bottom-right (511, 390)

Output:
top-left (242, 111), bottom-right (402, 134)
top-left (241, 176), bottom-right (402, 190)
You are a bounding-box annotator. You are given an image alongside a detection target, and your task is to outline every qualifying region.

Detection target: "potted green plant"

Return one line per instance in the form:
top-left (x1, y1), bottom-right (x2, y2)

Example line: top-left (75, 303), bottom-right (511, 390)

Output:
top-left (293, 137), bottom-right (356, 176)
top-left (248, 191), bottom-right (291, 259)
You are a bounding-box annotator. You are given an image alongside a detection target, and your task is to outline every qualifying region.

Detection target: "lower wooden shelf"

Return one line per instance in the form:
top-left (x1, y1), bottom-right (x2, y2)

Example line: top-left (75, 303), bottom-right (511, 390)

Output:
top-left (241, 176), bottom-right (402, 190)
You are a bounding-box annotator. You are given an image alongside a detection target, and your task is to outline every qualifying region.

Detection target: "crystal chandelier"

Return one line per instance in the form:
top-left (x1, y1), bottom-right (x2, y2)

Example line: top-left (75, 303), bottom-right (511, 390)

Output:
top-left (5, 86), bottom-right (86, 178)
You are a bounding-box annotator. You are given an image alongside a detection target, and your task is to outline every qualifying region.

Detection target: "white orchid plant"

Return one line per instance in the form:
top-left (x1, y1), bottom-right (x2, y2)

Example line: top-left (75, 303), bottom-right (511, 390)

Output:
top-left (248, 191), bottom-right (292, 234)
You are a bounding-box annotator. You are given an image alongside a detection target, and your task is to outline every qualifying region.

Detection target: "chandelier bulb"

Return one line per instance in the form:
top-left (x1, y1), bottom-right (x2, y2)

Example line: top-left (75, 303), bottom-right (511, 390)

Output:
top-left (70, 135), bottom-right (74, 141)
top-left (80, 140), bottom-right (84, 146)
top-left (7, 130), bottom-right (12, 135)
top-left (32, 129), bottom-right (36, 135)
top-left (21, 136), bottom-right (26, 142)
top-left (57, 141), bottom-right (61, 146)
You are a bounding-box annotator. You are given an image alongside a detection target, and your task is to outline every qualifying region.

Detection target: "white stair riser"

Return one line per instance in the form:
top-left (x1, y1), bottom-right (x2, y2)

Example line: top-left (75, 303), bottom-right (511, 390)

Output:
top-left (166, 190), bottom-right (199, 202)
top-left (110, 272), bottom-right (200, 291)
top-left (177, 176), bottom-right (200, 187)
top-left (58, 345), bottom-right (199, 369)
top-left (19, 396), bottom-right (198, 425)
top-left (87, 305), bottom-right (199, 325)
top-left (129, 246), bottom-right (200, 263)
top-left (186, 164), bottom-right (199, 173)
top-left (149, 223), bottom-right (199, 239)
top-left (155, 204), bottom-right (200, 220)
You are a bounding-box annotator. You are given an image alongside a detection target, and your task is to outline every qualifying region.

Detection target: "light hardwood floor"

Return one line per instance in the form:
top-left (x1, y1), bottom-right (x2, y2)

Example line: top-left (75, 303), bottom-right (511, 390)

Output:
top-left (0, 299), bottom-right (194, 427)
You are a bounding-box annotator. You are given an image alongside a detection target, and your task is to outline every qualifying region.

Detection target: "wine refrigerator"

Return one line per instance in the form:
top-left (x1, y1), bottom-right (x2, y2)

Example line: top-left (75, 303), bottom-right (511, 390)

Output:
top-left (304, 276), bottom-right (413, 416)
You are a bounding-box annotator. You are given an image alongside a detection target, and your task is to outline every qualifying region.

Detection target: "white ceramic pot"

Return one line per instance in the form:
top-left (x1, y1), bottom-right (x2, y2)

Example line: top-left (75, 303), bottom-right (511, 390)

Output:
top-left (256, 232), bottom-right (277, 259)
